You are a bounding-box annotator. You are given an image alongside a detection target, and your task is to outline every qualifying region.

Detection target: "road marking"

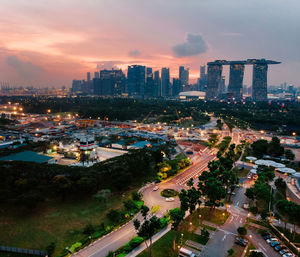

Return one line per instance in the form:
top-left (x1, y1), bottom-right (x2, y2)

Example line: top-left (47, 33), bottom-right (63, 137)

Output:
top-left (222, 234), bottom-right (227, 241)
top-left (236, 201), bottom-right (239, 206)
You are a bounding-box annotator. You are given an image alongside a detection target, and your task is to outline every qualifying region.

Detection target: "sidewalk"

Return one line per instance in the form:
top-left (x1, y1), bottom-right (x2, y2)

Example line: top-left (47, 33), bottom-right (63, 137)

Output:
top-left (126, 225), bottom-right (171, 257)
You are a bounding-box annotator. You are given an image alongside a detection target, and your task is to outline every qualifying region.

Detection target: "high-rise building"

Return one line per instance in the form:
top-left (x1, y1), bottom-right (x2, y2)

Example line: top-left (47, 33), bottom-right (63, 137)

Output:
top-left (199, 65), bottom-right (207, 91)
top-left (71, 80), bottom-right (83, 93)
top-left (161, 67), bottom-right (170, 97)
top-left (179, 66), bottom-right (189, 86)
top-left (87, 72), bottom-right (91, 81)
top-left (94, 72), bottom-right (100, 79)
top-left (218, 76), bottom-right (226, 96)
top-left (200, 65), bottom-right (206, 79)
top-left (93, 69), bottom-right (125, 96)
top-left (145, 67), bottom-right (154, 97)
top-left (206, 64), bottom-right (223, 100)
top-left (172, 78), bottom-right (182, 96)
top-left (153, 70), bottom-right (161, 97)
top-left (252, 64), bottom-right (268, 101)
top-left (228, 63), bottom-right (245, 100)
top-left (127, 65), bottom-right (146, 97)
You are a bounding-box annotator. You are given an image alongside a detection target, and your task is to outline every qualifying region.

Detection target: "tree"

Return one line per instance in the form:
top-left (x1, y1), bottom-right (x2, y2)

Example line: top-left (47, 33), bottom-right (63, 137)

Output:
top-left (178, 179), bottom-right (201, 220)
top-left (169, 208), bottom-right (185, 250)
top-left (275, 177), bottom-right (286, 194)
top-left (123, 199), bottom-right (137, 211)
top-left (251, 140), bottom-right (269, 158)
top-left (284, 149), bottom-right (295, 160)
top-left (134, 205), bottom-right (161, 257)
top-left (216, 119), bottom-right (223, 130)
top-left (268, 137), bottom-right (284, 157)
top-left (107, 209), bottom-right (122, 224)
top-left (200, 228), bottom-right (210, 242)
top-left (132, 191), bottom-right (142, 201)
top-left (237, 226), bottom-right (247, 236)
top-left (46, 242), bottom-right (56, 257)
top-left (83, 224), bottom-right (95, 235)
top-left (227, 248), bottom-right (234, 256)
top-left (198, 175), bottom-right (225, 213)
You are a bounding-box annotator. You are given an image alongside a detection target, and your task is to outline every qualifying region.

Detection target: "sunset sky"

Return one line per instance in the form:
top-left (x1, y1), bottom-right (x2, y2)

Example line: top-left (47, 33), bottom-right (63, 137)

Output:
top-left (0, 0), bottom-right (300, 87)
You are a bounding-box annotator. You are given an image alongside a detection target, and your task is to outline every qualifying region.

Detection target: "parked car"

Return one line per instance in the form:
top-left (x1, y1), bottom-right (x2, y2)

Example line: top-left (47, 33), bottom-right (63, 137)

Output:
top-left (270, 241), bottom-right (280, 247)
top-left (153, 186), bottom-right (159, 191)
top-left (261, 232), bottom-right (270, 237)
top-left (282, 253), bottom-right (294, 257)
top-left (263, 234), bottom-right (272, 239)
top-left (235, 238), bottom-right (248, 247)
top-left (280, 249), bottom-right (290, 255)
top-left (274, 245), bottom-right (286, 252)
top-left (165, 197), bottom-right (175, 202)
top-left (266, 237), bottom-right (278, 243)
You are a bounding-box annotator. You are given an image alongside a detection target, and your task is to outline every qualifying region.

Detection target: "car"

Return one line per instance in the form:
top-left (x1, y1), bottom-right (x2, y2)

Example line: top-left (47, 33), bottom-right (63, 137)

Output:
top-left (271, 241), bottom-right (280, 247)
top-left (266, 237), bottom-right (278, 243)
top-left (262, 232), bottom-right (270, 237)
top-left (263, 234), bottom-right (272, 239)
top-left (165, 197), bottom-right (175, 202)
top-left (274, 245), bottom-right (286, 251)
top-left (280, 249), bottom-right (290, 255)
top-left (282, 253), bottom-right (294, 257)
top-left (235, 238), bottom-right (248, 247)
top-left (153, 186), bottom-right (159, 191)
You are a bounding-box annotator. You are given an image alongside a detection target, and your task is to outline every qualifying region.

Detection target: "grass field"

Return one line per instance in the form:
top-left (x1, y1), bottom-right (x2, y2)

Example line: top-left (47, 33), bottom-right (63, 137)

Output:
top-left (0, 191), bottom-right (133, 257)
top-left (137, 230), bottom-right (177, 257)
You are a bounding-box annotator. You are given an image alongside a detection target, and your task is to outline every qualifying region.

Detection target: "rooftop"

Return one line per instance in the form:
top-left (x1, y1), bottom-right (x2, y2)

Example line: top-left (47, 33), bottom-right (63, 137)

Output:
top-left (0, 150), bottom-right (53, 163)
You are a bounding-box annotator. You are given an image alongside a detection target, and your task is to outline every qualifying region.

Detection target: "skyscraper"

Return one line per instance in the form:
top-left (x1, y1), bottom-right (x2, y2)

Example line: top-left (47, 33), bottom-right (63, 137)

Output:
top-left (228, 63), bottom-right (245, 100)
top-left (94, 72), bottom-right (100, 79)
top-left (206, 64), bottom-right (223, 100)
top-left (87, 72), bottom-right (91, 81)
top-left (161, 67), bottom-right (170, 97)
top-left (93, 69), bottom-right (125, 96)
top-left (145, 67), bottom-right (154, 97)
top-left (172, 78), bottom-right (182, 96)
top-left (179, 66), bottom-right (189, 86)
top-left (199, 65), bottom-right (207, 91)
top-left (127, 65), bottom-right (146, 97)
top-left (252, 64), bottom-right (268, 101)
top-left (154, 70), bottom-right (161, 97)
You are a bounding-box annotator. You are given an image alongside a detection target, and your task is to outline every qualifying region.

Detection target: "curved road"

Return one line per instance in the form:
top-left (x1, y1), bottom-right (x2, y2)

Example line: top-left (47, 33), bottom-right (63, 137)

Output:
top-left (72, 151), bottom-right (216, 257)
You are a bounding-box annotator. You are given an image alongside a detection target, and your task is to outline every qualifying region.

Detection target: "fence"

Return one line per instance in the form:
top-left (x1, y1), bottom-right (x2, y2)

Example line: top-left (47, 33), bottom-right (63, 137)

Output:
top-left (0, 246), bottom-right (47, 256)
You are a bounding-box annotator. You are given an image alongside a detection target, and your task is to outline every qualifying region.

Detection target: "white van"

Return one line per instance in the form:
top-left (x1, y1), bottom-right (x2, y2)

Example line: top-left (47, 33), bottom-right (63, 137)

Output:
top-left (179, 247), bottom-right (196, 257)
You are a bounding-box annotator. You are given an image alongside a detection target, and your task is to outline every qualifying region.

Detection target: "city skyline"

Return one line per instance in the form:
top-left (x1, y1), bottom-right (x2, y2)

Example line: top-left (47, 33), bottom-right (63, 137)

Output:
top-left (0, 0), bottom-right (300, 87)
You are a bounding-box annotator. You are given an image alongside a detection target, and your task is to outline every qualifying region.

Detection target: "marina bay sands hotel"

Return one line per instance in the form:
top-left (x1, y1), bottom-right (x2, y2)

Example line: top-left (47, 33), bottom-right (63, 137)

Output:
top-left (206, 59), bottom-right (281, 101)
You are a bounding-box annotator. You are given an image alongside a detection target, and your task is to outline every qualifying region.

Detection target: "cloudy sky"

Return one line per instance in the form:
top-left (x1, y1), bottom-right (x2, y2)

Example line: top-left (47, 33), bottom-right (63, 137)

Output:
top-left (0, 0), bottom-right (299, 87)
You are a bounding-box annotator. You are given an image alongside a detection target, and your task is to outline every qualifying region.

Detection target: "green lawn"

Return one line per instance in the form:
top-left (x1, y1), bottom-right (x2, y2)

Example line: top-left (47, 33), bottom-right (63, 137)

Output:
top-left (195, 207), bottom-right (229, 226)
top-left (0, 191), bottom-right (134, 257)
top-left (233, 167), bottom-right (250, 178)
top-left (137, 230), bottom-right (177, 257)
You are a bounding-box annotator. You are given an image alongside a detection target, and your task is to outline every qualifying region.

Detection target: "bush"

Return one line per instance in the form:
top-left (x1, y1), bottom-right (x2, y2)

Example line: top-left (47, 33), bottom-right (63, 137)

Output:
top-left (132, 191), bottom-right (142, 201)
top-left (227, 248), bottom-right (234, 256)
top-left (46, 242), bottom-right (56, 257)
top-left (69, 242), bottom-right (82, 253)
top-left (107, 209), bottom-right (122, 224)
top-left (83, 224), bottom-right (95, 235)
top-left (249, 206), bottom-right (258, 215)
top-left (237, 226), bottom-right (247, 236)
top-left (160, 217), bottom-right (168, 228)
top-left (134, 200), bottom-right (144, 210)
top-left (129, 236), bottom-right (144, 248)
top-left (123, 243), bottom-right (132, 252)
top-left (201, 228), bottom-right (210, 242)
top-left (160, 189), bottom-right (178, 197)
